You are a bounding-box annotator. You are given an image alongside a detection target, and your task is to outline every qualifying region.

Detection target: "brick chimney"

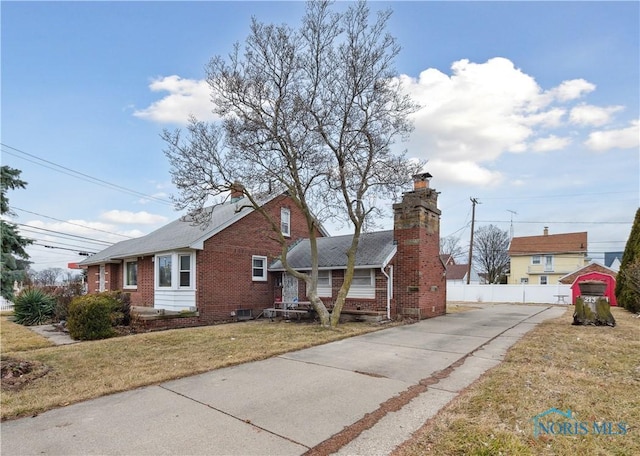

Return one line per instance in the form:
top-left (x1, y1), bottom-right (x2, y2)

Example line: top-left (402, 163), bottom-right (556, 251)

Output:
top-left (392, 173), bottom-right (446, 319)
top-left (544, 226), bottom-right (549, 236)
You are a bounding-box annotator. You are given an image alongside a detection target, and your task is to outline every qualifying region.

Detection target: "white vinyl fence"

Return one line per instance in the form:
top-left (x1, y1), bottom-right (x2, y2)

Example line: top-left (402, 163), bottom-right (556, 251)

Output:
top-left (447, 283), bottom-right (573, 305)
top-left (0, 296), bottom-right (14, 311)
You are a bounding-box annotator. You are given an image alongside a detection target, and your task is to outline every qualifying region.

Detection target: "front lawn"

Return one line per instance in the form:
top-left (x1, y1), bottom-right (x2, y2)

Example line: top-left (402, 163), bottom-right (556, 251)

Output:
top-left (394, 306), bottom-right (640, 456)
top-left (1, 318), bottom-right (385, 421)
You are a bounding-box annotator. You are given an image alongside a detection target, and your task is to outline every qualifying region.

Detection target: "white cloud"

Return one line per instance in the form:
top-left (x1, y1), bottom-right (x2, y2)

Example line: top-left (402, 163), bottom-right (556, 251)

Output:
top-left (428, 159), bottom-right (504, 186)
top-left (100, 210), bottom-right (169, 225)
top-left (133, 75), bottom-right (217, 124)
top-left (569, 103), bottom-right (624, 127)
top-left (545, 78), bottom-right (596, 102)
top-left (530, 135), bottom-right (573, 152)
top-left (584, 120), bottom-right (640, 151)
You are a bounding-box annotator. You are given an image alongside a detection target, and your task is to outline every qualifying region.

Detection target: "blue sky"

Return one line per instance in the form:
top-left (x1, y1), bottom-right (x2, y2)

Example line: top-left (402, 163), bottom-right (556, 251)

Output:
top-left (2, 1), bottom-right (638, 272)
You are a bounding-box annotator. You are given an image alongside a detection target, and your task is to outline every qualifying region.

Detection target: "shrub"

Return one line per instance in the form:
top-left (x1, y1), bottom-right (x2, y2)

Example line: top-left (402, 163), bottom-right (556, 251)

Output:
top-left (49, 282), bottom-right (85, 322)
top-left (13, 288), bottom-right (56, 325)
top-left (616, 208), bottom-right (640, 313)
top-left (101, 291), bottom-right (131, 326)
top-left (67, 295), bottom-right (116, 340)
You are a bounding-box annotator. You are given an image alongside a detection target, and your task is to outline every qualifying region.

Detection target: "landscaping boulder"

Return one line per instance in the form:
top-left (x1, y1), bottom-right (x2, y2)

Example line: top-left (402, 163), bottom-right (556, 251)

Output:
top-left (573, 280), bottom-right (615, 326)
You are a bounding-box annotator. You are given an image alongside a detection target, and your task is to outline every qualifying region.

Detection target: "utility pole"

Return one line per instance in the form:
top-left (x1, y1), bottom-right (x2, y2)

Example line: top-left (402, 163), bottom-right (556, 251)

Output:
top-left (467, 197), bottom-right (479, 284)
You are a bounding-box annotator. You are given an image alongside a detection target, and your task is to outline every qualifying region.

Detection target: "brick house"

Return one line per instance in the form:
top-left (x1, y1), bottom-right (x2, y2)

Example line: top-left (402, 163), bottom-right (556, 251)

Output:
top-left (80, 174), bottom-right (446, 326)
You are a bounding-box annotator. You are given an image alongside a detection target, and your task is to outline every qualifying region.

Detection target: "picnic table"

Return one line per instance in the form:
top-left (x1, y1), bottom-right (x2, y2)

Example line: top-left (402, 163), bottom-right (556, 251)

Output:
top-left (553, 294), bottom-right (569, 304)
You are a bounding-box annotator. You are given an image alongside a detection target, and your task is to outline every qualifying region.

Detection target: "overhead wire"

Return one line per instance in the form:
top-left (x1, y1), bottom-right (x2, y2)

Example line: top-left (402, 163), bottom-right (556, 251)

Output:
top-left (14, 223), bottom-right (114, 246)
top-left (12, 207), bottom-right (134, 239)
top-left (1, 143), bottom-right (173, 205)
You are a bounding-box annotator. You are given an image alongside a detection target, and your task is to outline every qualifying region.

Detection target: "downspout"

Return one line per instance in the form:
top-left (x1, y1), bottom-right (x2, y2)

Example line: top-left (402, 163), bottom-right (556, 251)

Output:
top-left (381, 264), bottom-right (393, 320)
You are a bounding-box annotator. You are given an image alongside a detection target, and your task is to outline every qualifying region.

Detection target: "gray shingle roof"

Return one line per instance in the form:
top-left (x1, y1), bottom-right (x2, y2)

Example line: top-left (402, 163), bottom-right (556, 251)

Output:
top-left (79, 198), bottom-right (257, 266)
top-left (270, 230), bottom-right (396, 271)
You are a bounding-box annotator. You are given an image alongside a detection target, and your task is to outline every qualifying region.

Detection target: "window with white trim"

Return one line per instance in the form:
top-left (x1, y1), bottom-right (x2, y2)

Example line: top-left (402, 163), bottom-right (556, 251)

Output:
top-left (532, 255), bottom-right (541, 265)
top-left (157, 255), bottom-right (172, 288)
top-left (155, 252), bottom-right (195, 290)
top-left (540, 275), bottom-right (548, 285)
top-left (179, 254), bottom-right (191, 287)
top-left (252, 255), bottom-right (268, 281)
top-left (520, 277), bottom-right (529, 284)
top-left (124, 259), bottom-right (138, 288)
top-left (281, 207), bottom-right (291, 237)
top-left (317, 270), bottom-right (331, 287)
top-left (317, 270), bottom-right (332, 297)
top-left (352, 269), bottom-right (373, 287)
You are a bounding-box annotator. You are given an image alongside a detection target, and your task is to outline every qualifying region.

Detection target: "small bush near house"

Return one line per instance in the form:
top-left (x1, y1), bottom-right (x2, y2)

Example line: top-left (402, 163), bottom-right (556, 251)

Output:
top-left (102, 290), bottom-right (131, 326)
top-left (13, 288), bottom-right (56, 326)
top-left (67, 295), bottom-right (117, 340)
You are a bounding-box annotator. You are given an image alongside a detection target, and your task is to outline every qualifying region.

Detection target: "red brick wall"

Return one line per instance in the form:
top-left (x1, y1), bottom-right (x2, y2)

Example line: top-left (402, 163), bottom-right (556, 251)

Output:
top-left (126, 256), bottom-right (154, 307)
top-left (194, 194), bottom-right (313, 323)
top-left (86, 263), bottom-right (121, 293)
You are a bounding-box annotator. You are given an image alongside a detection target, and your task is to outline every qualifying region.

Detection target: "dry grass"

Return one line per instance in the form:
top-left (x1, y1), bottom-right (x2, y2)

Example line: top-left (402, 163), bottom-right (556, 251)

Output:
top-left (1, 319), bottom-right (387, 421)
top-left (394, 306), bottom-right (640, 456)
top-left (1, 316), bottom-right (54, 352)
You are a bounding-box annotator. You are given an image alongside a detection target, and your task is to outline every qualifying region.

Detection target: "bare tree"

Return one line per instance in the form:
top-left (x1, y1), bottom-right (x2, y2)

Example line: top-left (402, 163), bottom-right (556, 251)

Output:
top-left (440, 235), bottom-right (467, 263)
top-left (34, 268), bottom-right (64, 287)
top-left (163, 0), bottom-right (420, 327)
top-left (472, 225), bottom-right (510, 284)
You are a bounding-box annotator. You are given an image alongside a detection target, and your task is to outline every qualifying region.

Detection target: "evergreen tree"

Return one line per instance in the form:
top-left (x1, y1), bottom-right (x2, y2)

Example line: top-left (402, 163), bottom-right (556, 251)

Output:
top-left (615, 208), bottom-right (640, 313)
top-left (1, 166), bottom-right (32, 300)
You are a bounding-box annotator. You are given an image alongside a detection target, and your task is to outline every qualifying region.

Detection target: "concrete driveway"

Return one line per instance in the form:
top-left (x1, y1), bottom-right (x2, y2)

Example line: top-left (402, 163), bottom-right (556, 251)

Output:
top-left (1, 303), bottom-right (567, 455)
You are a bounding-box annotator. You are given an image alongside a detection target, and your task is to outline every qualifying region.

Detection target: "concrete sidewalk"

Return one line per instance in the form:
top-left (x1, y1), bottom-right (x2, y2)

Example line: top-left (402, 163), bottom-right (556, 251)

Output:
top-left (1, 304), bottom-right (567, 456)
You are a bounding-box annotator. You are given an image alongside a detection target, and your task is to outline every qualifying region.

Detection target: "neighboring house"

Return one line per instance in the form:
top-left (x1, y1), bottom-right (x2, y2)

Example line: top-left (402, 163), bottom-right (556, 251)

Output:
top-left (439, 254), bottom-right (456, 268)
top-left (604, 251), bottom-right (623, 272)
top-left (559, 262), bottom-right (618, 306)
top-left (508, 227), bottom-right (588, 285)
top-left (80, 173), bottom-right (447, 326)
top-left (444, 263), bottom-right (481, 284)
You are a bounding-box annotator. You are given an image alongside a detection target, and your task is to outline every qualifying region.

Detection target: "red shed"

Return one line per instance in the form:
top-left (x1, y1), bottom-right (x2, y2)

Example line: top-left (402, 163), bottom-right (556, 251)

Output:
top-left (560, 263), bottom-right (618, 306)
top-left (570, 271), bottom-right (617, 306)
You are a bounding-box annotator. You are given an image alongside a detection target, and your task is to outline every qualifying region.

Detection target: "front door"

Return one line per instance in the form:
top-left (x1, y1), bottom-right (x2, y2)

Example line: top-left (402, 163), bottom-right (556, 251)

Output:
top-left (282, 273), bottom-right (298, 307)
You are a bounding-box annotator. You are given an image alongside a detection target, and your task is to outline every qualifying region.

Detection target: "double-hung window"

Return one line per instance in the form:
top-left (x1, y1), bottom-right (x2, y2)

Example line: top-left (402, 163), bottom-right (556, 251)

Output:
top-left (317, 270), bottom-right (332, 297)
top-left (352, 269), bottom-right (373, 287)
top-left (156, 252), bottom-right (194, 289)
top-left (179, 254), bottom-right (191, 287)
top-left (281, 208), bottom-right (291, 237)
top-left (252, 255), bottom-right (268, 281)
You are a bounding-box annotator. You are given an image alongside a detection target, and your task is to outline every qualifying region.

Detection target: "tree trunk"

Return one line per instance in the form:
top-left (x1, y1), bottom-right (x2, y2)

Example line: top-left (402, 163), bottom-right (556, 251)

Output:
top-left (573, 296), bottom-right (616, 327)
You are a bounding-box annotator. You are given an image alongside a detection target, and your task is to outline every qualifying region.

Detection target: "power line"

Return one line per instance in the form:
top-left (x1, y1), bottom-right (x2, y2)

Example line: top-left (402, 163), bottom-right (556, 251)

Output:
top-left (13, 207), bottom-right (134, 239)
top-left (1, 143), bottom-right (173, 205)
top-left (14, 223), bottom-right (113, 246)
top-left (477, 220), bottom-right (630, 225)
top-left (33, 243), bottom-right (95, 255)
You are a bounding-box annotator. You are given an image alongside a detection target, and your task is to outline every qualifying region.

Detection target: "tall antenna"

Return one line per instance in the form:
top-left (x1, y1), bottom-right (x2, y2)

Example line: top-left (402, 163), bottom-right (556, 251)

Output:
top-left (507, 209), bottom-right (518, 239)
